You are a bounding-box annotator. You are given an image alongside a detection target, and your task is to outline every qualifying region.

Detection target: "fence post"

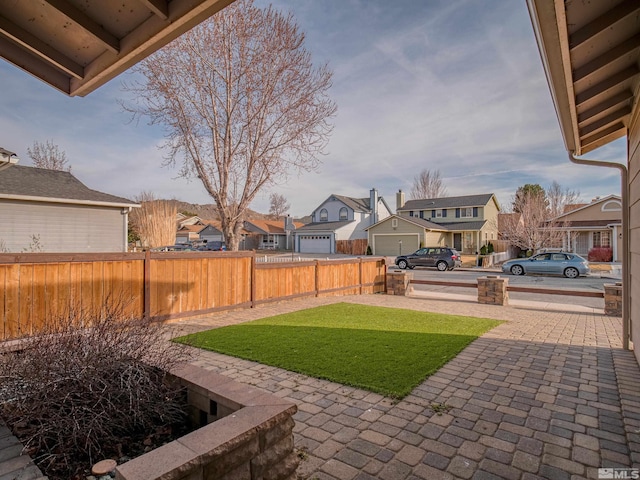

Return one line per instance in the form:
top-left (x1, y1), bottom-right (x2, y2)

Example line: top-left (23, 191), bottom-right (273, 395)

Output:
top-left (144, 250), bottom-right (151, 320)
top-left (251, 251), bottom-right (256, 308)
top-left (315, 260), bottom-right (320, 297)
top-left (359, 257), bottom-right (363, 295)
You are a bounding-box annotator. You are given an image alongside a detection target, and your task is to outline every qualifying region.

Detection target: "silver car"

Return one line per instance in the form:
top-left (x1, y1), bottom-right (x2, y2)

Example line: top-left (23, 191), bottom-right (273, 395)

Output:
top-left (501, 252), bottom-right (590, 279)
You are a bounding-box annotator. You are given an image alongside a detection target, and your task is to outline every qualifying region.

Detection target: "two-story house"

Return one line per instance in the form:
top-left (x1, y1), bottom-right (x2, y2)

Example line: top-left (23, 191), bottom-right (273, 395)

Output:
top-left (294, 188), bottom-right (392, 253)
top-left (366, 191), bottom-right (500, 255)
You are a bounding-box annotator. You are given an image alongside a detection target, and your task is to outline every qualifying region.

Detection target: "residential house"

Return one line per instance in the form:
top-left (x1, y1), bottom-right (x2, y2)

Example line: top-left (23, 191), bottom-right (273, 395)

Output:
top-left (175, 216), bottom-right (225, 245)
top-left (243, 217), bottom-right (305, 251)
top-left (0, 164), bottom-right (138, 252)
top-left (295, 188), bottom-right (392, 253)
top-left (368, 191), bottom-right (500, 255)
top-left (551, 195), bottom-right (622, 262)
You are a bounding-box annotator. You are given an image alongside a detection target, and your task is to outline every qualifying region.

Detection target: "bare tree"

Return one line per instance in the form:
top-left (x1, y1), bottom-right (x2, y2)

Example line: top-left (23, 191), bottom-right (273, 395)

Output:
top-left (409, 169), bottom-right (447, 199)
top-left (547, 180), bottom-right (581, 219)
top-left (501, 184), bottom-right (575, 252)
top-left (269, 193), bottom-right (290, 219)
top-left (129, 192), bottom-right (177, 247)
top-left (123, 0), bottom-right (336, 250)
top-left (27, 140), bottom-right (71, 171)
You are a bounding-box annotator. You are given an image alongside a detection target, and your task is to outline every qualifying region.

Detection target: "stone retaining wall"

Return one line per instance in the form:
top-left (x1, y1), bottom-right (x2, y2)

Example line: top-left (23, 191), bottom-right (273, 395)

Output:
top-left (115, 364), bottom-right (298, 480)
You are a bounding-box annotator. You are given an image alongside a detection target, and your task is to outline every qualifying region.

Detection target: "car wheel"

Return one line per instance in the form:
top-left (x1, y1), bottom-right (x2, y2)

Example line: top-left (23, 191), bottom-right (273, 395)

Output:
top-left (564, 267), bottom-right (579, 279)
top-left (397, 259), bottom-right (408, 269)
top-left (436, 261), bottom-right (448, 271)
top-left (510, 265), bottom-right (525, 276)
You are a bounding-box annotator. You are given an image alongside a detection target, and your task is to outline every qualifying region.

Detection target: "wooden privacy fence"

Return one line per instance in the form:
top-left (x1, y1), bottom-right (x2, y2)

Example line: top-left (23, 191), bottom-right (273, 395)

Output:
top-left (0, 252), bottom-right (387, 341)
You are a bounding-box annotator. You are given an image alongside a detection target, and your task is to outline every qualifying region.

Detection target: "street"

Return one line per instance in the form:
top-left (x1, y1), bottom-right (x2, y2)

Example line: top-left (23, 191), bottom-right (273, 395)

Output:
top-left (401, 267), bottom-right (617, 309)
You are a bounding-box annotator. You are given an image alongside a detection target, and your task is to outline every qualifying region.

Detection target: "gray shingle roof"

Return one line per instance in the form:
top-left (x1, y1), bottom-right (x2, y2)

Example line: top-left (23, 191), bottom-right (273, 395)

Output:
top-left (400, 193), bottom-right (495, 211)
top-left (0, 165), bottom-right (137, 206)
top-left (397, 216), bottom-right (448, 230)
top-left (437, 221), bottom-right (487, 231)
top-left (296, 220), bottom-right (354, 232)
top-left (332, 195), bottom-right (370, 212)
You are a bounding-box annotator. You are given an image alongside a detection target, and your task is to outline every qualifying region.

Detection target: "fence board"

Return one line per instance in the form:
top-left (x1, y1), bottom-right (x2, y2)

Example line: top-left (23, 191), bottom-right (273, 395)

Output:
top-left (0, 253), bottom-right (386, 340)
top-left (18, 265), bottom-right (33, 336)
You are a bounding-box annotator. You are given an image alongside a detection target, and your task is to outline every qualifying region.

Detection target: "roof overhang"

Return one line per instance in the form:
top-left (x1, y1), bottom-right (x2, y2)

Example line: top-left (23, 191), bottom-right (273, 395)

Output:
top-left (527, 0), bottom-right (640, 155)
top-left (0, 0), bottom-right (236, 97)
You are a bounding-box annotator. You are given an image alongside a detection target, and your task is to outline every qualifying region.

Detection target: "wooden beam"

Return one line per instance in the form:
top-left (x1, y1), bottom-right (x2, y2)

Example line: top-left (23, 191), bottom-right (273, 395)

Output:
top-left (578, 90), bottom-right (633, 124)
top-left (137, 0), bottom-right (169, 20)
top-left (0, 15), bottom-right (84, 79)
top-left (570, 0), bottom-right (640, 50)
top-left (573, 34), bottom-right (640, 82)
top-left (580, 123), bottom-right (627, 152)
top-left (0, 36), bottom-right (70, 94)
top-left (579, 106), bottom-right (632, 136)
top-left (575, 65), bottom-right (639, 106)
top-left (42, 0), bottom-right (120, 54)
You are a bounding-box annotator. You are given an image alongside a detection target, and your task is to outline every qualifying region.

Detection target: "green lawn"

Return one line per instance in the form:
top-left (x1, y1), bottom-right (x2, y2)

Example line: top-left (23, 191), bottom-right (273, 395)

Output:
top-left (174, 303), bottom-right (502, 398)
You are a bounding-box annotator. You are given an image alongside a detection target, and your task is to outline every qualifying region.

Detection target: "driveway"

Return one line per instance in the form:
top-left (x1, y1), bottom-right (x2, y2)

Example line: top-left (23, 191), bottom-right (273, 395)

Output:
top-left (173, 294), bottom-right (640, 479)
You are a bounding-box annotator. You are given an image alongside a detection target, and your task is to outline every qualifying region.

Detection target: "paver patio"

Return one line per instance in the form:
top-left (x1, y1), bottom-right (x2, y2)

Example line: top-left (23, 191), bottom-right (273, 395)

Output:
top-left (171, 293), bottom-right (640, 480)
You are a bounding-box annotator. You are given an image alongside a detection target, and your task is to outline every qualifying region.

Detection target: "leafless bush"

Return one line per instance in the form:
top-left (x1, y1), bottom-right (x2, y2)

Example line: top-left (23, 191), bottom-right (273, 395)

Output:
top-left (0, 298), bottom-right (192, 479)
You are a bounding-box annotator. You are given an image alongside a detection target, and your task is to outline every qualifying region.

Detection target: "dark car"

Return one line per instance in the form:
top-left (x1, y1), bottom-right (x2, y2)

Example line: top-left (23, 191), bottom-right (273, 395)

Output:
top-left (395, 247), bottom-right (462, 271)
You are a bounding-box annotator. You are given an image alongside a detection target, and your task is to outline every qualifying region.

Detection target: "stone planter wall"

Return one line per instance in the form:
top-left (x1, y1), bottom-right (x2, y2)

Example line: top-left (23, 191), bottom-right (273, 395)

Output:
top-left (115, 364), bottom-right (298, 480)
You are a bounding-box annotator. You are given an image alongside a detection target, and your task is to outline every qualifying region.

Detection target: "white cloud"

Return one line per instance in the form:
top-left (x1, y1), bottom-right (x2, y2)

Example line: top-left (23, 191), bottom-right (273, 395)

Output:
top-left (0, 0), bottom-right (625, 219)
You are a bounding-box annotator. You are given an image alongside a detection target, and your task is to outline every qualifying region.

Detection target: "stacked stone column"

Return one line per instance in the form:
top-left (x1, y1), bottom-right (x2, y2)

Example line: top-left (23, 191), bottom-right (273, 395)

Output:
top-left (477, 275), bottom-right (509, 305)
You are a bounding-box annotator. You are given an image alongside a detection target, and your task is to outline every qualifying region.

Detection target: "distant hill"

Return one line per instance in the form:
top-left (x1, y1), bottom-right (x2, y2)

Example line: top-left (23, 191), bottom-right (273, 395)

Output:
top-left (163, 199), bottom-right (305, 222)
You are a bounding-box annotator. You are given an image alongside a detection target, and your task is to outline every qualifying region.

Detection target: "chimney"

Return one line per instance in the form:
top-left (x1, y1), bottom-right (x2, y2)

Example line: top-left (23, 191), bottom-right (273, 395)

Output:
top-left (370, 188), bottom-right (379, 224)
top-left (396, 189), bottom-right (405, 212)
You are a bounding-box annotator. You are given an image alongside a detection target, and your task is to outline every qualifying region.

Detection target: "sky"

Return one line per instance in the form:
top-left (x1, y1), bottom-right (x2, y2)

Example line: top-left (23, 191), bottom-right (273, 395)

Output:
top-left (0, 0), bottom-right (626, 218)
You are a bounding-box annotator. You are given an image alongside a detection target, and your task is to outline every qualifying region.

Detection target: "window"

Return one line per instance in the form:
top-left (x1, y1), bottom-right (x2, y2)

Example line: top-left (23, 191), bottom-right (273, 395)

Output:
top-left (339, 207), bottom-right (348, 220)
top-left (409, 211), bottom-right (414, 217)
top-left (593, 231), bottom-right (611, 248)
top-left (461, 208), bottom-right (473, 218)
top-left (319, 208), bottom-right (328, 222)
top-left (391, 218), bottom-right (398, 228)
top-left (435, 210), bottom-right (443, 218)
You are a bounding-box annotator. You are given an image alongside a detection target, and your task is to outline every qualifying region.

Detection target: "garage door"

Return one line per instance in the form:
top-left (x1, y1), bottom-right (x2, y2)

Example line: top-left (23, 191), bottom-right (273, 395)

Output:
top-left (299, 235), bottom-right (332, 253)
top-left (373, 234), bottom-right (419, 256)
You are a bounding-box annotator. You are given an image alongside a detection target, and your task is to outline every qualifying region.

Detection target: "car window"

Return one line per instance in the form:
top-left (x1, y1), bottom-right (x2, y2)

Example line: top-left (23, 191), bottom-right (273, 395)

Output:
top-left (415, 248), bottom-right (428, 255)
top-left (428, 248), bottom-right (439, 255)
top-left (533, 254), bottom-right (551, 261)
top-left (551, 254), bottom-right (567, 261)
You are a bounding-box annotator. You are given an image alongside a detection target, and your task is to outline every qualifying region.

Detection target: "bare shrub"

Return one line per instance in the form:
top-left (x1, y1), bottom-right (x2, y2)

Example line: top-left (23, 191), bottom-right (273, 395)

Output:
top-left (588, 247), bottom-right (613, 262)
top-left (0, 298), bottom-right (192, 479)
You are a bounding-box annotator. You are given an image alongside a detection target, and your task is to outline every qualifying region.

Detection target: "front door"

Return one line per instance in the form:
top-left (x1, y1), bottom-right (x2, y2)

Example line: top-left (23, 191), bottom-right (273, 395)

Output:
top-left (454, 233), bottom-right (462, 251)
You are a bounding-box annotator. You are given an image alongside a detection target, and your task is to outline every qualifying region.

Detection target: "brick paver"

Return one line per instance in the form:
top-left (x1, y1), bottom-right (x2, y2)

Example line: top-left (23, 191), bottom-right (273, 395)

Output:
top-left (172, 293), bottom-right (640, 479)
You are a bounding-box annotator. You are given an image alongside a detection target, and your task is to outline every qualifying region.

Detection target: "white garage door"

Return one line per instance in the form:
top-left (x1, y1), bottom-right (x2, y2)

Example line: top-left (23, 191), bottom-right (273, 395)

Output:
top-left (299, 235), bottom-right (332, 253)
top-left (373, 234), bottom-right (419, 256)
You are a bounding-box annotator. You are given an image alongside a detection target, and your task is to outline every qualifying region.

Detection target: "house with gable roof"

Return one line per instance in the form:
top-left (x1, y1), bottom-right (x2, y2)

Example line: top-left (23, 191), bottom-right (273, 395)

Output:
top-left (0, 164), bottom-right (138, 252)
top-left (366, 191), bottom-right (500, 255)
top-left (549, 195), bottom-right (622, 262)
top-left (243, 218), bottom-right (305, 250)
top-left (294, 188), bottom-right (392, 253)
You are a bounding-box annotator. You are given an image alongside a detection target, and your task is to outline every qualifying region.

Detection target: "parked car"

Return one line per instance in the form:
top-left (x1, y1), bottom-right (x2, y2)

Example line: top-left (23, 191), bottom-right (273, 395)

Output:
top-left (151, 244), bottom-right (197, 252)
top-left (501, 252), bottom-right (589, 278)
top-left (396, 247), bottom-right (462, 271)
top-left (196, 241), bottom-right (226, 251)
